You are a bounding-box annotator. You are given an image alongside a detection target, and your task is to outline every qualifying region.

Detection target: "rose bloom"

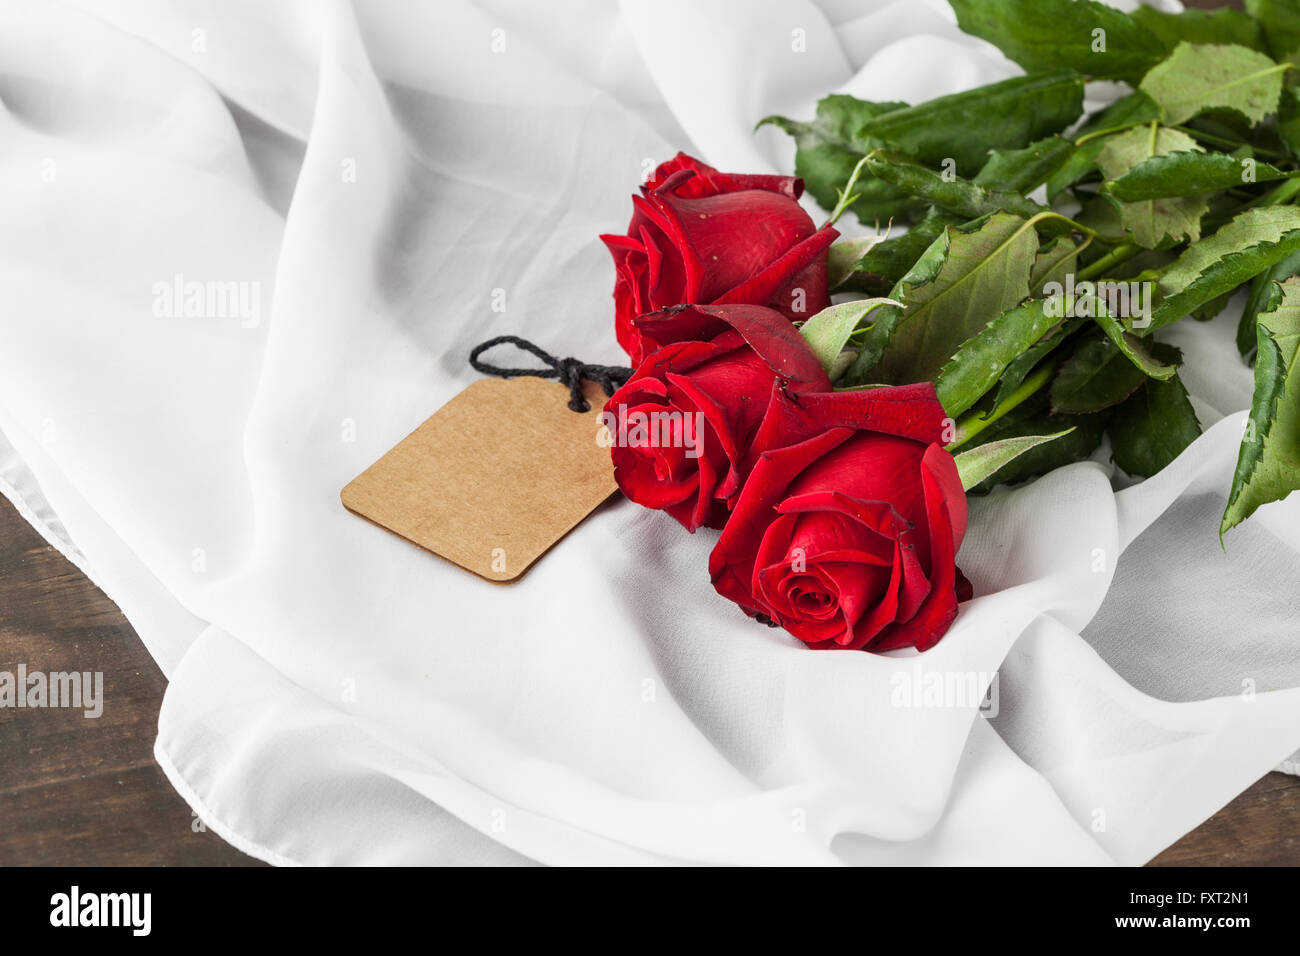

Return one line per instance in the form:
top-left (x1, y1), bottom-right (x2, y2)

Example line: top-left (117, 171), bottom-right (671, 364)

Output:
top-left (601, 153), bottom-right (836, 364)
top-left (709, 385), bottom-right (971, 652)
top-left (602, 304), bottom-right (830, 532)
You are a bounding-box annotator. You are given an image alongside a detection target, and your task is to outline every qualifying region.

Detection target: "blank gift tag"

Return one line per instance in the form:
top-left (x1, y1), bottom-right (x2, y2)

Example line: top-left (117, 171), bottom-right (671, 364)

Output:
top-left (341, 377), bottom-right (618, 582)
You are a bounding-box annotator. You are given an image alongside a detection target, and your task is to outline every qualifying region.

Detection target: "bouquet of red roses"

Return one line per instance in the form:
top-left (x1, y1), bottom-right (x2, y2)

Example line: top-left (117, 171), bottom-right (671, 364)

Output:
top-left (598, 154), bottom-right (1008, 652)
top-left (595, 0), bottom-right (1300, 654)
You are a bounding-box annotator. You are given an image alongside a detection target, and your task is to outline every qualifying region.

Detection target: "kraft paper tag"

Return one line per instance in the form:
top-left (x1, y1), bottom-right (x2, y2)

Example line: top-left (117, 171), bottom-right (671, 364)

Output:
top-left (341, 377), bottom-right (618, 582)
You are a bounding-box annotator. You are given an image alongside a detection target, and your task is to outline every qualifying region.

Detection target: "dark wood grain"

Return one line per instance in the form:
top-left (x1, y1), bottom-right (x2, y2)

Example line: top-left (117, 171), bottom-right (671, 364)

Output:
top-left (1150, 772), bottom-right (1300, 866)
top-left (0, 494), bottom-right (1297, 865)
top-left (0, 496), bottom-right (261, 866)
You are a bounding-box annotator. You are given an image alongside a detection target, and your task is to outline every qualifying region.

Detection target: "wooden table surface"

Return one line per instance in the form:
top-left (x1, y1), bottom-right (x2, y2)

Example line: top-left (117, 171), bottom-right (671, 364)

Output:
top-left (0, 495), bottom-right (1296, 866)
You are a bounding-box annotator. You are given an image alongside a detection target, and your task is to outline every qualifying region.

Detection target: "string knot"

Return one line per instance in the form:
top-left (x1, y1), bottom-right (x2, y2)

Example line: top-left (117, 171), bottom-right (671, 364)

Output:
top-left (468, 335), bottom-right (634, 413)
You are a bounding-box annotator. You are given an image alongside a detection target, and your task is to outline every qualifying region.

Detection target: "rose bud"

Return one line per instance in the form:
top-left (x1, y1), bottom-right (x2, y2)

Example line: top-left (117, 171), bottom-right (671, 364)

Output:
top-left (709, 385), bottom-right (971, 652)
top-left (601, 304), bottom-right (830, 532)
top-left (600, 153), bottom-right (837, 364)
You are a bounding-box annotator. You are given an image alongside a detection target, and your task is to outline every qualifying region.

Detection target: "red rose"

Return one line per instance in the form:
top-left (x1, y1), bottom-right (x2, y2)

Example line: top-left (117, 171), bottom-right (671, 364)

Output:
top-left (709, 385), bottom-right (971, 652)
top-left (602, 305), bottom-right (830, 532)
top-left (601, 153), bottom-right (837, 364)
top-left (641, 153), bottom-right (814, 198)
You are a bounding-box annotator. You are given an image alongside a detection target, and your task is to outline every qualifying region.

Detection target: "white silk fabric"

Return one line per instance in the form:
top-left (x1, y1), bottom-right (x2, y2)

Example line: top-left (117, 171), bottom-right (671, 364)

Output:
top-left (0, 0), bottom-right (1296, 865)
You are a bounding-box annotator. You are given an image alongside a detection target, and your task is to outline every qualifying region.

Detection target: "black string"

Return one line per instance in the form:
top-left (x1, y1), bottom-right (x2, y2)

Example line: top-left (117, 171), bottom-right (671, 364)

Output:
top-left (468, 335), bottom-right (633, 412)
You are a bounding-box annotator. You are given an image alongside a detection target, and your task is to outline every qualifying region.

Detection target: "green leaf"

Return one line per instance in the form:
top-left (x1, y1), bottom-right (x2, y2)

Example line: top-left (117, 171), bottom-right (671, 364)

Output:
top-left (1074, 91), bottom-right (1164, 141)
top-left (1180, 112), bottom-right (1283, 157)
top-left (1046, 136), bottom-right (1108, 203)
top-left (1047, 95), bottom-right (1164, 204)
top-left (1089, 304), bottom-right (1176, 381)
top-left (1277, 87), bottom-right (1300, 158)
top-left (1222, 274), bottom-right (1300, 535)
top-left (856, 70), bottom-right (1085, 176)
top-left (841, 218), bottom-right (958, 383)
top-left (935, 298), bottom-right (1060, 418)
top-left (871, 211), bottom-right (1040, 384)
top-left (1095, 126), bottom-right (1202, 182)
top-left (1050, 335), bottom-right (1148, 414)
top-left (1131, 6), bottom-right (1267, 53)
top-left (974, 135), bottom-right (1077, 193)
top-left (1245, 0), bottom-right (1300, 65)
top-left (1149, 205), bottom-right (1300, 331)
top-left (863, 150), bottom-right (1048, 220)
top-left (1030, 237), bottom-right (1080, 291)
top-left (1238, 249), bottom-right (1300, 357)
top-left (1105, 150), bottom-right (1295, 200)
top-left (947, 0), bottom-right (1166, 83)
top-left (961, 394), bottom-right (1110, 492)
top-left (992, 317), bottom-right (1086, 410)
top-left (798, 298), bottom-right (900, 379)
top-left (1097, 125), bottom-right (1208, 248)
top-left (953, 430), bottom-right (1075, 491)
top-left (1138, 42), bottom-right (1288, 127)
top-left (1024, 276), bottom-right (1173, 379)
top-left (1192, 291), bottom-right (1234, 322)
top-left (839, 209), bottom-right (961, 295)
top-left (826, 234), bottom-right (886, 291)
top-left (1109, 348), bottom-right (1202, 477)
top-left (758, 96), bottom-right (921, 224)
top-left (1074, 194), bottom-right (1127, 242)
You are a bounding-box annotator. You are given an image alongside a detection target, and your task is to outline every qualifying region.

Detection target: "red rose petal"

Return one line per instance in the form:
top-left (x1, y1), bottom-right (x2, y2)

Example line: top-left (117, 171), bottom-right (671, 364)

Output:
top-left (868, 447), bottom-right (962, 652)
top-left (749, 384), bottom-right (950, 463)
top-left (709, 427), bottom-right (854, 612)
top-left (714, 224), bottom-right (837, 311)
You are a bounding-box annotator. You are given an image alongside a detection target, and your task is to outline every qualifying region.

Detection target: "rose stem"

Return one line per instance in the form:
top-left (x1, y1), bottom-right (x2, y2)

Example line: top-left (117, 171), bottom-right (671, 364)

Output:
top-left (1240, 176), bottom-right (1300, 211)
top-left (823, 154), bottom-right (873, 228)
top-left (947, 360), bottom-right (1058, 451)
top-left (1076, 242), bottom-right (1140, 282)
top-left (1171, 125), bottom-right (1287, 160)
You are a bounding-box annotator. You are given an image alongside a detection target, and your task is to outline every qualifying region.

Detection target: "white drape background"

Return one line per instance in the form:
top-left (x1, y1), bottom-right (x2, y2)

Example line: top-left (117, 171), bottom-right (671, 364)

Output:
top-left (1, 0), bottom-right (1296, 865)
